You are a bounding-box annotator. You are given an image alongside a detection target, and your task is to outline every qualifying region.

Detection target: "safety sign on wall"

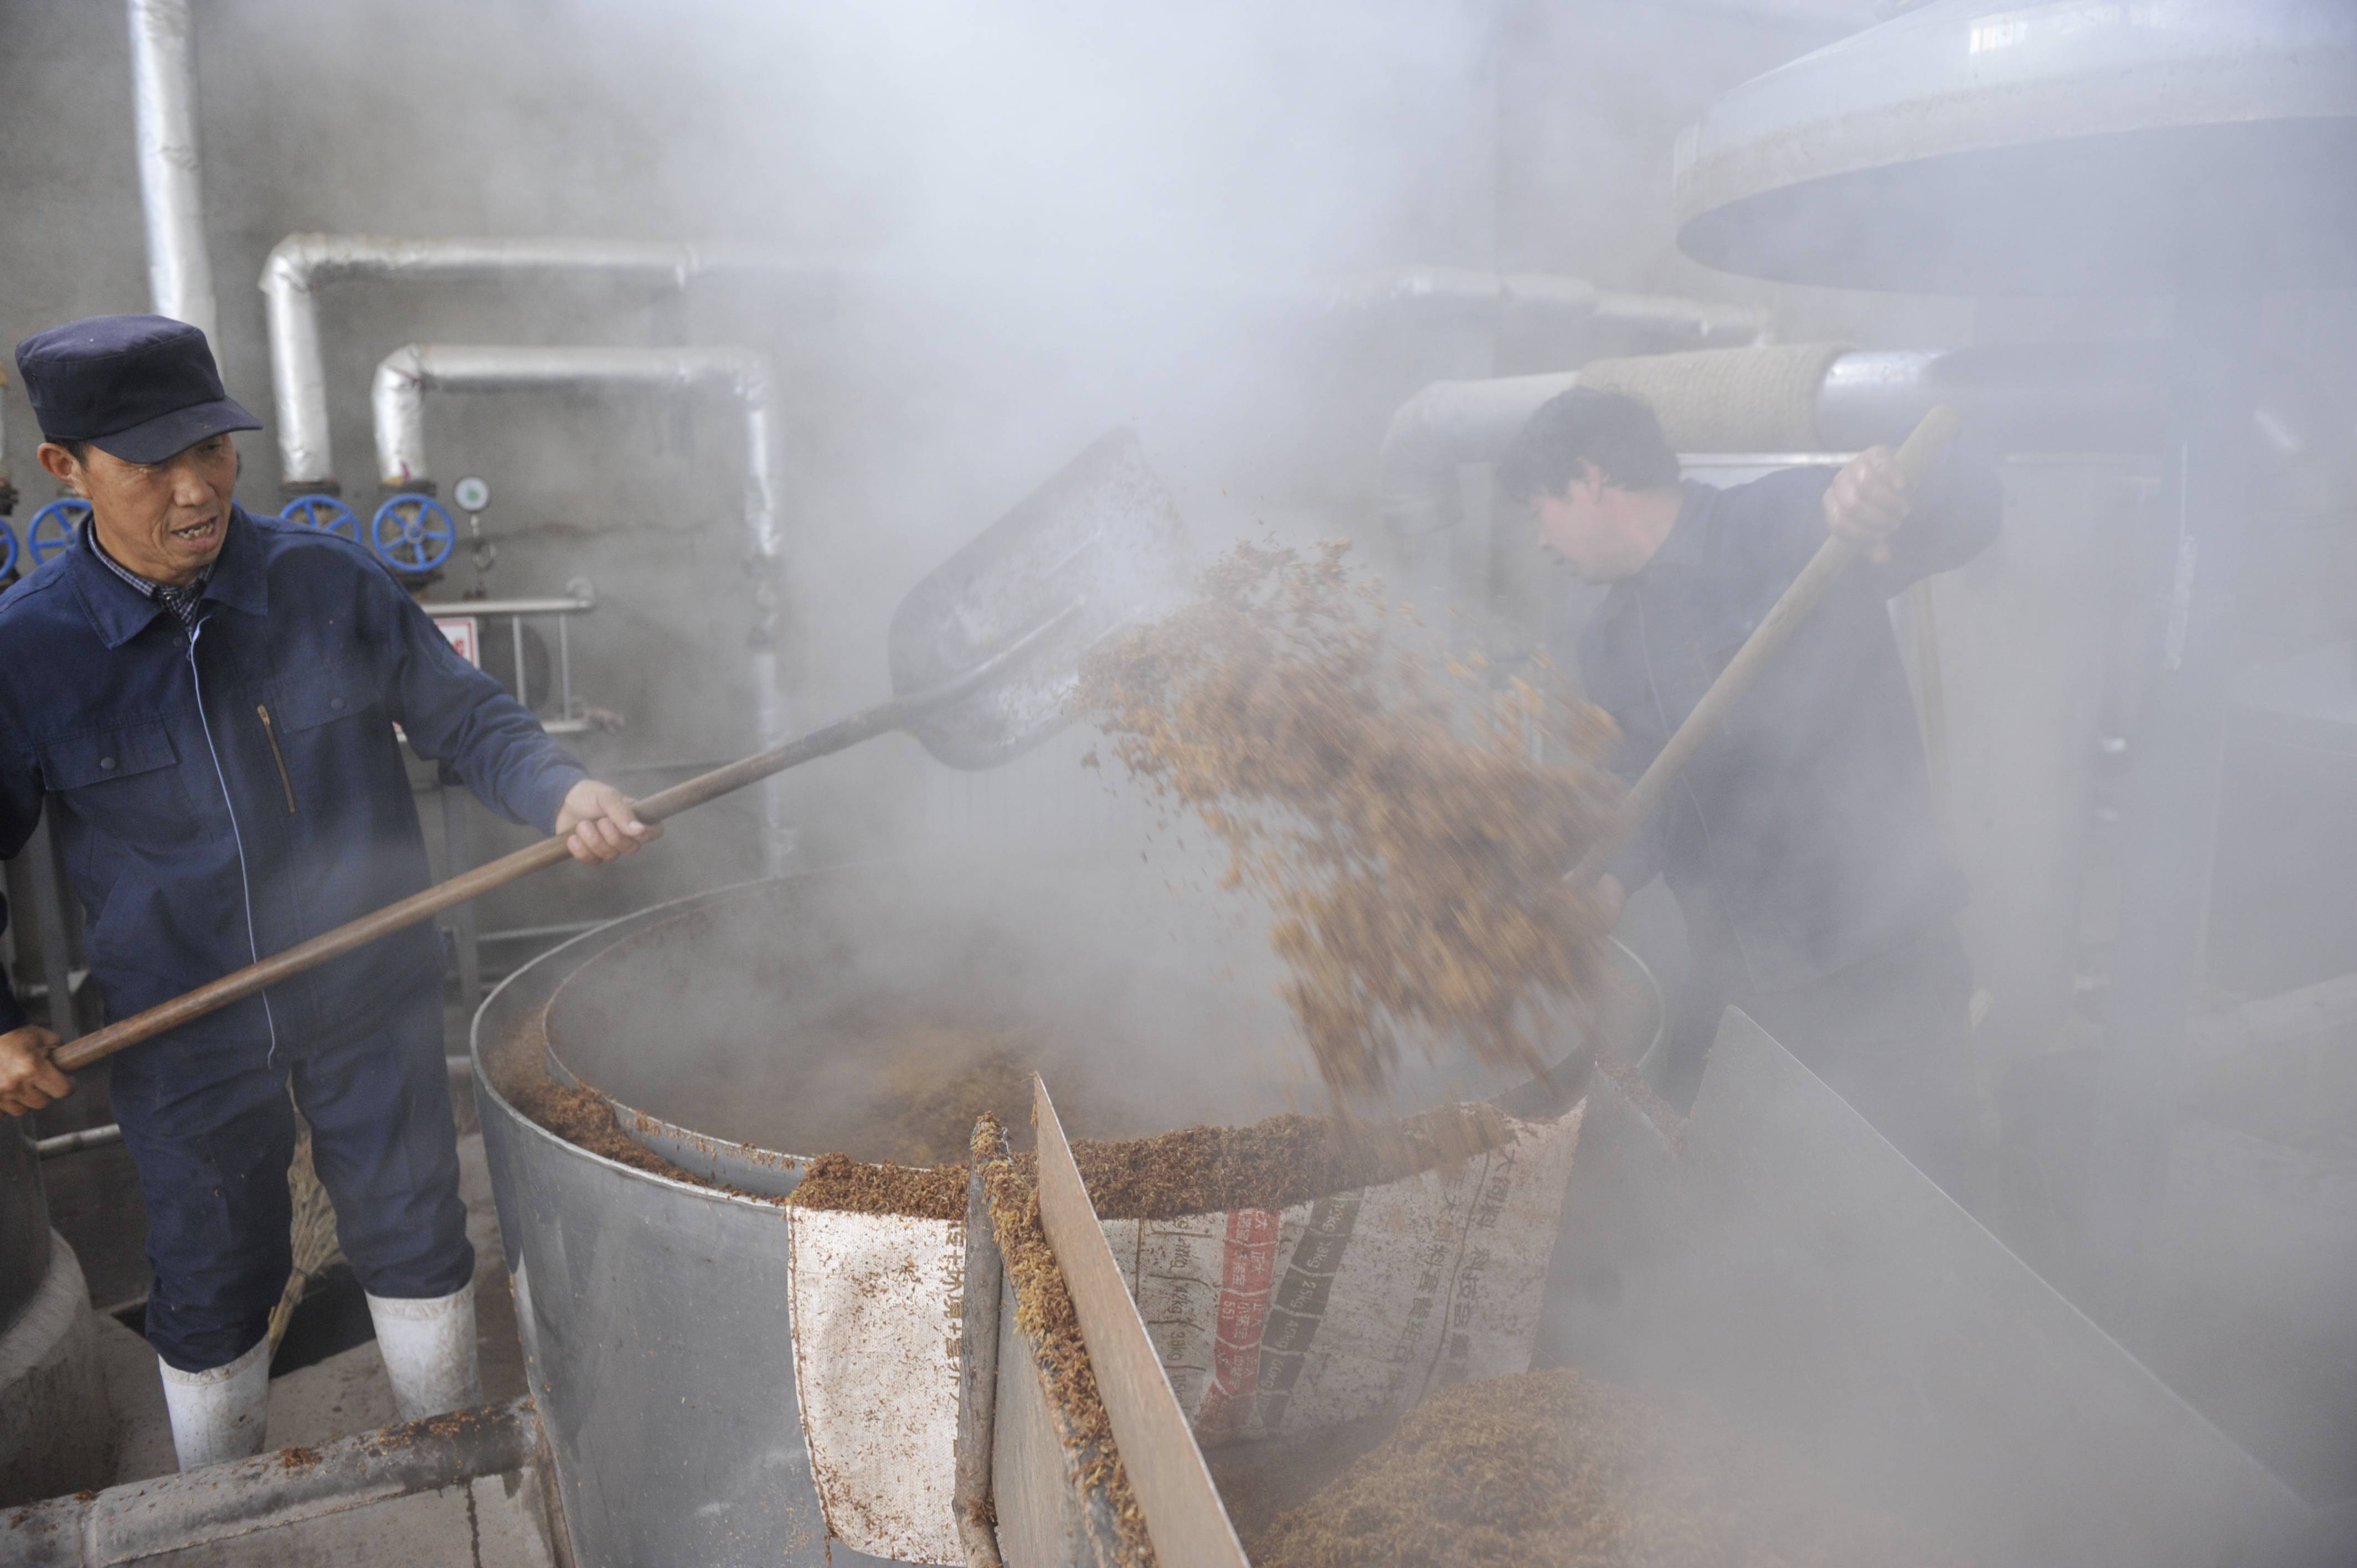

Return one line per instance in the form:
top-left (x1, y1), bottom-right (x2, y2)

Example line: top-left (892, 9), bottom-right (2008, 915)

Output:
top-left (434, 615), bottom-right (481, 668)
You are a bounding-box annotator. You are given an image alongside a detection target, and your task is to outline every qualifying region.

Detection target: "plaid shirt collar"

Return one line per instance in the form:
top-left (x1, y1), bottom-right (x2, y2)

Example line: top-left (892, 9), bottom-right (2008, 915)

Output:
top-left (84, 518), bottom-right (214, 633)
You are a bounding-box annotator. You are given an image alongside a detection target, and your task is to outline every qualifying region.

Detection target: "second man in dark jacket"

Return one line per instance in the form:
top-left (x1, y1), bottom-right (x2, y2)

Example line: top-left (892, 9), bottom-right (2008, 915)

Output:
top-left (1501, 387), bottom-right (2000, 1201)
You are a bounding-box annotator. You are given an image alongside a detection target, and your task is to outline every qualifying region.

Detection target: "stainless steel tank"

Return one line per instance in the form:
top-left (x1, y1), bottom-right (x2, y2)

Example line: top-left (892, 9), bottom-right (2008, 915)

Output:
top-left (2, 1120), bottom-right (110, 1508)
top-left (0, 1128), bottom-right (49, 1337)
top-left (472, 858), bottom-right (1659, 1567)
top-left (1673, 0), bottom-right (2357, 294)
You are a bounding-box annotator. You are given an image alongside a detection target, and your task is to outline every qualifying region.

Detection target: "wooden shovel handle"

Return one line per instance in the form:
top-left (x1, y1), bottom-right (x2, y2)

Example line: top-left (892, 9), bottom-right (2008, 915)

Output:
top-left (51, 695), bottom-right (915, 1074)
top-left (1569, 405), bottom-right (1962, 889)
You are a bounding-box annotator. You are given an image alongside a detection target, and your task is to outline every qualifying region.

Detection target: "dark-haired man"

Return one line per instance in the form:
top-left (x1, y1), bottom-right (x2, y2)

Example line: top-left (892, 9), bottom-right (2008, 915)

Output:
top-left (0, 315), bottom-right (660, 1468)
top-left (1499, 387), bottom-right (2000, 1198)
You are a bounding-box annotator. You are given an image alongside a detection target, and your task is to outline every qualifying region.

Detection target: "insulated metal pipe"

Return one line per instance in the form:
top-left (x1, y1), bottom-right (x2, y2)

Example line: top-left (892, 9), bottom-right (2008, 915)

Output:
top-left (33, 1124), bottom-right (122, 1159)
top-left (263, 236), bottom-right (813, 494)
top-left (1379, 342), bottom-right (2185, 544)
top-left (1813, 344), bottom-right (2177, 453)
top-left (266, 234), bottom-right (1763, 497)
top-left (1370, 340), bottom-right (2191, 667)
top-left (1, 1397), bottom-right (544, 1563)
top-left (126, 0), bottom-right (218, 342)
top-left (371, 342), bottom-right (790, 871)
top-left (371, 343), bottom-right (778, 558)
top-left (1322, 265), bottom-right (1769, 349)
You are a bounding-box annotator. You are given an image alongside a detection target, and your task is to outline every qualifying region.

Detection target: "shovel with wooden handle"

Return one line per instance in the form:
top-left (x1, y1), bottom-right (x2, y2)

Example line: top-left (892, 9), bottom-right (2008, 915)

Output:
top-left (1568, 405), bottom-right (1963, 889)
top-left (52, 427), bottom-right (1190, 1074)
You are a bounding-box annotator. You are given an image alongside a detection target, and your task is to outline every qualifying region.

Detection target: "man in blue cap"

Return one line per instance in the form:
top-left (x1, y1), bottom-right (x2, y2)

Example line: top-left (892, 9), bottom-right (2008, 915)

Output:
top-left (0, 316), bottom-right (661, 1468)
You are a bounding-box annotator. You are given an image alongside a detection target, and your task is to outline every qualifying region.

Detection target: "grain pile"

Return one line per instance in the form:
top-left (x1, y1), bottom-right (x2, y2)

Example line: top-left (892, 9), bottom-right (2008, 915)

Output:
top-left (873, 1028), bottom-right (1037, 1164)
top-left (1077, 540), bottom-right (1625, 1097)
top-left (1244, 1369), bottom-right (1964, 1568)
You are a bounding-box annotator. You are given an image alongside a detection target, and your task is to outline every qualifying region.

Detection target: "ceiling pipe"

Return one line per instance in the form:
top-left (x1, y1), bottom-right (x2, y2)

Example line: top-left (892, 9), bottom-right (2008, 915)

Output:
top-left (371, 342), bottom-right (778, 561)
top-left (268, 234), bottom-right (1767, 499)
top-left (264, 236), bottom-right (822, 498)
top-left (127, 0), bottom-right (218, 342)
top-left (370, 342), bottom-right (794, 874)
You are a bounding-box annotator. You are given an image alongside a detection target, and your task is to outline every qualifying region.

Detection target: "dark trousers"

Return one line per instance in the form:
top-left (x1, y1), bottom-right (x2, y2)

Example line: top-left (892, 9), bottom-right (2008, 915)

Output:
top-left (1659, 924), bottom-right (1978, 1202)
top-left (108, 988), bottom-right (475, 1371)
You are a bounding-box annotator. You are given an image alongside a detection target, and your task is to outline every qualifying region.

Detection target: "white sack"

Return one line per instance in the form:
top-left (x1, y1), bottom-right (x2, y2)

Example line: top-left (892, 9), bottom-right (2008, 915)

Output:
top-left (787, 1206), bottom-right (966, 1565)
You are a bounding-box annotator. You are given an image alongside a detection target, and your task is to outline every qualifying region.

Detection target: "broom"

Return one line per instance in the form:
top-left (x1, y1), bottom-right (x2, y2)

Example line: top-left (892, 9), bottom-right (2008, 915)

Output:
top-left (266, 1109), bottom-right (344, 1359)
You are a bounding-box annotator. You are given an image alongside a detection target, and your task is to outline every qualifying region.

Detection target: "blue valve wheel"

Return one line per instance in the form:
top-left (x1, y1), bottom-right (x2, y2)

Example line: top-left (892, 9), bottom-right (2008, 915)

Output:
top-left (370, 493), bottom-right (456, 574)
top-left (0, 520), bottom-right (17, 579)
top-left (280, 494), bottom-right (359, 540)
top-left (26, 499), bottom-right (91, 567)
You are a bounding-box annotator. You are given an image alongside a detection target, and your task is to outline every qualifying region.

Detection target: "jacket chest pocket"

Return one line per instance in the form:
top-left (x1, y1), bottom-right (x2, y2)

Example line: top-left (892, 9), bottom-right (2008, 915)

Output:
top-left (252, 667), bottom-right (383, 816)
top-left (266, 666), bottom-right (374, 737)
top-left (38, 721), bottom-right (200, 852)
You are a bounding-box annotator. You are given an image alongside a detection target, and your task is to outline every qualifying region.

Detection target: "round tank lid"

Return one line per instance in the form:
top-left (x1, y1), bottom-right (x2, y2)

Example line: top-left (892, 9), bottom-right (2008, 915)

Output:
top-left (1674, 0), bottom-right (2357, 294)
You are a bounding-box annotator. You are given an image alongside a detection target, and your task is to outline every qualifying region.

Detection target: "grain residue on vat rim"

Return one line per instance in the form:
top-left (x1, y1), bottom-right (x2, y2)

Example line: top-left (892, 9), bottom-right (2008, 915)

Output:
top-left (789, 1097), bottom-right (1529, 1223)
top-left (493, 1005), bottom-right (1551, 1226)
top-left (975, 1115), bottom-right (1157, 1566)
top-left (486, 1013), bottom-right (804, 1201)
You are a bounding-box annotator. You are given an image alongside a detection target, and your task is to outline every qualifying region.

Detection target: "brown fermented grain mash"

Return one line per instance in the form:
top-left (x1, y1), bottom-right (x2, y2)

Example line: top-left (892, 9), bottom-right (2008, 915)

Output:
top-left (1077, 540), bottom-right (1624, 1096)
top-left (1246, 1369), bottom-right (1963, 1568)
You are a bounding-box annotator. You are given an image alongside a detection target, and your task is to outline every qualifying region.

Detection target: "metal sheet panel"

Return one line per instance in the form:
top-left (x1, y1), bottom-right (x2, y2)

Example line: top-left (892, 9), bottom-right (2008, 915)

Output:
top-left (989, 1271), bottom-right (1103, 1568)
top-left (472, 909), bottom-right (907, 1568)
top-left (1545, 1009), bottom-right (2312, 1568)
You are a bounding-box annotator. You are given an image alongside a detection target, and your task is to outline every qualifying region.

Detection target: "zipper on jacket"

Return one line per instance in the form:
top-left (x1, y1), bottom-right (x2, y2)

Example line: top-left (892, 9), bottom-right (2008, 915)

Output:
top-left (188, 618), bottom-right (281, 1066)
top-left (256, 704), bottom-right (297, 814)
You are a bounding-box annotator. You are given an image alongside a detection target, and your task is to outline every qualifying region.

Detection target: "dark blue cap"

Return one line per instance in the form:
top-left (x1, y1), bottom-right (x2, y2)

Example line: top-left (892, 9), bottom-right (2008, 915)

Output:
top-left (13, 314), bottom-right (261, 464)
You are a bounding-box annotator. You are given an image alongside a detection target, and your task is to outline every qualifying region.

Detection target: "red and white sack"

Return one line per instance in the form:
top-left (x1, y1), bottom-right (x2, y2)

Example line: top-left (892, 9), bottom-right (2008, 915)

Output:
top-left (1103, 1099), bottom-right (1585, 1445)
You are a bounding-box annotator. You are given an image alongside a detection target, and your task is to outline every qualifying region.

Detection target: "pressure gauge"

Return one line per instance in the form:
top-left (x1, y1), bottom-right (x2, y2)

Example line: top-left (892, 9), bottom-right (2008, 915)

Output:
top-left (452, 476), bottom-right (491, 513)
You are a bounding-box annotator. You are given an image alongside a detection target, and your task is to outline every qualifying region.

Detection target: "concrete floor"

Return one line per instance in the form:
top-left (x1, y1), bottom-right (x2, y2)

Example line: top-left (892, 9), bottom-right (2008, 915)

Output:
top-left (13, 986), bottom-right (574, 1564)
top-left (93, 1128), bottom-right (531, 1489)
top-left (41, 1127), bottom-right (558, 1567)
top-left (120, 1472), bottom-right (558, 1568)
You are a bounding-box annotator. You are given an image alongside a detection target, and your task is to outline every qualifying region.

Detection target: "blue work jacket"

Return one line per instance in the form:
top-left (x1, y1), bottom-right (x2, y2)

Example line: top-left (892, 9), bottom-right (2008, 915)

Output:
top-left (0, 507), bottom-right (584, 1076)
top-left (1579, 459), bottom-right (2001, 994)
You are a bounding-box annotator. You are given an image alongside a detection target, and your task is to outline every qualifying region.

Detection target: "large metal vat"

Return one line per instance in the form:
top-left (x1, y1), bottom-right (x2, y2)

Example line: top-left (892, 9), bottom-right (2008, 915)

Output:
top-left (474, 856), bottom-right (2344, 1565)
top-left (474, 858), bottom-right (1656, 1566)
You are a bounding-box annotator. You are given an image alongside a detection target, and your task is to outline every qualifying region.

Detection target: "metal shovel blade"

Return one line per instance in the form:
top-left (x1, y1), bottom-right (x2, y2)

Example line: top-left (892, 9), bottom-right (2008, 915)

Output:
top-left (888, 427), bottom-right (1191, 770)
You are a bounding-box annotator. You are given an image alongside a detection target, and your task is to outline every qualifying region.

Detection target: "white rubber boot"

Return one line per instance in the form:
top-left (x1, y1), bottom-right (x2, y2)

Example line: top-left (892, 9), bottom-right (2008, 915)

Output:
top-left (367, 1286), bottom-right (483, 1422)
top-left (158, 1336), bottom-right (271, 1470)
